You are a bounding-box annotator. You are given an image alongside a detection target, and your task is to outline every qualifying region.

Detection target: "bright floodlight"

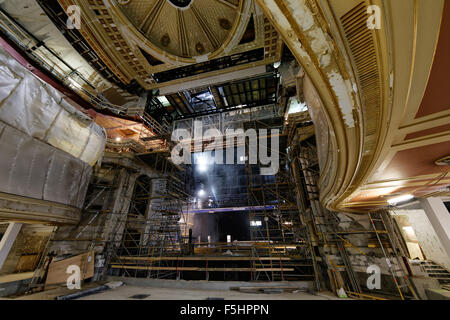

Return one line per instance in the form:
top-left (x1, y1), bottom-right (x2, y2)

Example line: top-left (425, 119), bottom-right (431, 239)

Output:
top-left (198, 189), bottom-right (206, 197)
top-left (115, 137), bottom-right (121, 142)
top-left (196, 153), bottom-right (208, 172)
top-left (387, 194), bottom-right (414, 205)
top-left (250, 220), bottom-right (262, 227)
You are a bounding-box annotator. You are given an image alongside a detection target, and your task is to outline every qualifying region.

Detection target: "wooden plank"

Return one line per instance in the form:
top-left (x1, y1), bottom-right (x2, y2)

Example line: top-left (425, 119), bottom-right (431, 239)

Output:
top-left (113, 262), bottom-right (311, 267)
top-left (327, 269), bottom-right (336, 294)
top-left (347, 291), bottom-right (388, 300)
top-left (45, 250), bottom-right (94, 289)
top-left (0, 272), bottom-right (34, 284)
top-left (231, 286), bottom-right (306, 290)
top-left (117, 256), bottom-right (292, 261)
top-left (335, 271), bottom-right (345, 289)
top-left (110, 265), bottom-right (294, 272)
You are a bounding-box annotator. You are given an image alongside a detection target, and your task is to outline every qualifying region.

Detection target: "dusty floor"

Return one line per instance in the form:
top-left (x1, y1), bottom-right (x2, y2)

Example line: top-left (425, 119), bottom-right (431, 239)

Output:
top-left (6, 283), bottom-right (344, 300)
top-left (76, 285), bottom-right (341, 300)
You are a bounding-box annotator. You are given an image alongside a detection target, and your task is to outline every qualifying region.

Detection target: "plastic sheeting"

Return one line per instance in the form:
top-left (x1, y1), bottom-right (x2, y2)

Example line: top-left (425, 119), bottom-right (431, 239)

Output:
top-left (0, 46), bottom-right (106, 166)
top-left (0, 121), bottom-right (91, 208)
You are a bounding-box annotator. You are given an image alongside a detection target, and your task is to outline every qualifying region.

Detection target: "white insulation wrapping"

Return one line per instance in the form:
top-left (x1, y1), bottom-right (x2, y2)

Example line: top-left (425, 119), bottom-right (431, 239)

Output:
top-left (0, 46), bottom-right (106, 166)
top-left (0, 121), bottom-right (91, 208)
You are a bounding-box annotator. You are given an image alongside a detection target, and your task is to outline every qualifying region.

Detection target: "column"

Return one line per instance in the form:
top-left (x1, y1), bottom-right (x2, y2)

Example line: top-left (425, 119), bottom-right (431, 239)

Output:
top-left (0, 222), bottom-right (22, 269)
top-left (420, 197), bottom-right (450, 258)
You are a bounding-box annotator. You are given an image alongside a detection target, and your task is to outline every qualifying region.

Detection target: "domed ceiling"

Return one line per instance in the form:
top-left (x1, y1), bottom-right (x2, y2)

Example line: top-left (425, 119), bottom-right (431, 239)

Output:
top-left (53, 0), bottom-right (281, 91)
top-left (117, 0), bottom-right (243, 58)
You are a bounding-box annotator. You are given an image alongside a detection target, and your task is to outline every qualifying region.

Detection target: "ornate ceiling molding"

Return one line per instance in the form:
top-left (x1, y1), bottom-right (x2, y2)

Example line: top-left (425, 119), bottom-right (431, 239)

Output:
top-left (107, 0), bottom-right (247, 63)
top-left (257, 0), bottom-right (448, 212)
top-left (58, 0), bottom-right (281, 90)
top-left (256, 0), bottom-right (364, 212)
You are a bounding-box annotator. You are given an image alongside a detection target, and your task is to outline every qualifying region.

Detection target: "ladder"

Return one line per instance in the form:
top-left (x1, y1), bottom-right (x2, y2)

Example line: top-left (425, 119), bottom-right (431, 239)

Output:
top-left (368, 212), bottom-right (418, 300)
top-left (297, 145), bottom-right (360, 293)
top-left (26, 226), bottom-right (58, 292)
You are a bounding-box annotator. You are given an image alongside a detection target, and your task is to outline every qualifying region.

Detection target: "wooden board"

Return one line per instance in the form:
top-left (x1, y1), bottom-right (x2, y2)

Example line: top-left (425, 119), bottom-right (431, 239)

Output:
top-left (327, 269), bottom-right (337, 294)
top-left (110, 265), bottom-right (294, 272)
top-left (15, 254), bottom-right (39, 272)
top-left (0, 272), bottom-right (34, 284)
top-left (335, 271), bottom-right (345, 289)
top-left (45, 251), bottom-right (94, 289)
top-left (118, 256), bottom-right (292, 261)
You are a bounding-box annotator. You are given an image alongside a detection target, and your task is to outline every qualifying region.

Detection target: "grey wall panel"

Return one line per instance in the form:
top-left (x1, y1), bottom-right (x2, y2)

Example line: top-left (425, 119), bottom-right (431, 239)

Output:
top-left (65, 156), bottom-right (85, 206)
top-left (25, 140), bottom-right (52, 199)
top-left (76, 165), bottom-right (92, 209)
top-left (0, 121), bottom-right (91, 208)
top-left (0, 125), bottom-right (25, 195)
top-left (44, 151), bottom-right (70, 205)
top-left (11, 135), bottom-right (35, 197)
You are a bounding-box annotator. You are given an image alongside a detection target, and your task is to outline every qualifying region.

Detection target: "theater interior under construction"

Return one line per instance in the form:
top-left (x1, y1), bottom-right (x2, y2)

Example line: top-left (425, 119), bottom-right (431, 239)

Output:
top-left (0, 0), bottom-right (449, 301)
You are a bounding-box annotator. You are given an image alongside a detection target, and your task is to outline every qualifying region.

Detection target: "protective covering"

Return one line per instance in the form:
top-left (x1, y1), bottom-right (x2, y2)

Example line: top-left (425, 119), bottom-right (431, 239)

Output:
top-left (0, 121), bottom-right (91, 208)
top-left (0, 47), bottom-right (106, 166)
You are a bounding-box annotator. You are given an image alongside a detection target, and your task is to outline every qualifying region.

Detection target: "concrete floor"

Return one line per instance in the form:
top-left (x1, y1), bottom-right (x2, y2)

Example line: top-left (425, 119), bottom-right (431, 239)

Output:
top-left (76, 285), bottom-right (341, 300)
top-left (4, 279), bottom-right (346, 300)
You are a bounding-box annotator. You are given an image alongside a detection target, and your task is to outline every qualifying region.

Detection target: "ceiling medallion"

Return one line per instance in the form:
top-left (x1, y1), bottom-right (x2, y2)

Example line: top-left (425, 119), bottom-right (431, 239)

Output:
top-left (161, 34), bottom-right (170, 47)
top-left (195, 42), bottom-right (205, 54)
top-left (219, 18), bottom-right (232, 30)
top-left (167, 0), bottom-right (193, 9)
top-left (118, 0), bottom-right (131, 5)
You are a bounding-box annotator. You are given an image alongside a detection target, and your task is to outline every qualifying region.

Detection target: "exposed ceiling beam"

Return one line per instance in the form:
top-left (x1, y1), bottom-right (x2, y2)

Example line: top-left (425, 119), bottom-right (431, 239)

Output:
top-left (159, 65), bottom-right (268, 95)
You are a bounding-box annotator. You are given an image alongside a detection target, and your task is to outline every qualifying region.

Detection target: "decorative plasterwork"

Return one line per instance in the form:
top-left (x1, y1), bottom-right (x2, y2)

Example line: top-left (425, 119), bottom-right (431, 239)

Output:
top-left (58, 0), bottom-right (282, 91)
top-left (257, 0), bottom-right (448, 212)
top-left (117, 0), bottom-right (240, 58)
top-left (256, 0), bottom-right (364, 213)
top-left (343, 0), bottom-right (450, 209)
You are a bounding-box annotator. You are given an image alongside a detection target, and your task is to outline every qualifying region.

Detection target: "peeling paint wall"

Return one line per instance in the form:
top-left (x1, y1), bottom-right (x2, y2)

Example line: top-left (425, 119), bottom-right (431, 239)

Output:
top-left (262, 0), bottom-right (356, 128)
top-left (303, 75), bottom-right (329, 171)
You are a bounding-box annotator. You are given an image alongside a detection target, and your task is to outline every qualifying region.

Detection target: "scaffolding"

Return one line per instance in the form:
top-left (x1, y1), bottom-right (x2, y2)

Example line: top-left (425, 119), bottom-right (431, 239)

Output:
top-left (28, 107), bottom-right (420, 293)
top-left (291, 127), bottom-right (418, 299)
top-left (99, 109), bottom-right (319, 282)
top-left (102, 154), bottom-right (192, 280)
top-left (243, 116), bottom-right (318, 283)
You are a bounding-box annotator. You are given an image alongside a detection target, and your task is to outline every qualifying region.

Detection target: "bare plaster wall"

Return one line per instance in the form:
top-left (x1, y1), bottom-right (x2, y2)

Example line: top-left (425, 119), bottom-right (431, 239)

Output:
top-left (393, 209), bottom-right (450, 271)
